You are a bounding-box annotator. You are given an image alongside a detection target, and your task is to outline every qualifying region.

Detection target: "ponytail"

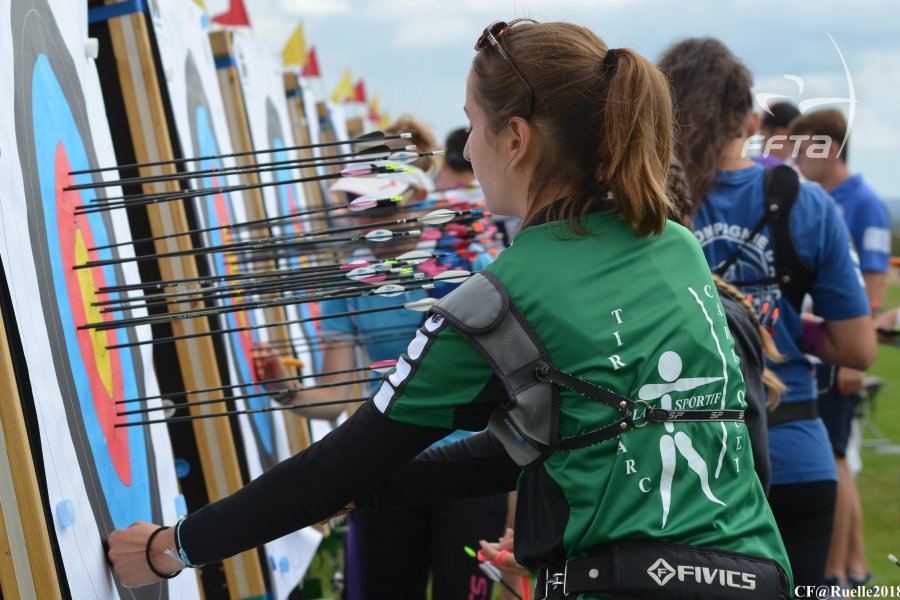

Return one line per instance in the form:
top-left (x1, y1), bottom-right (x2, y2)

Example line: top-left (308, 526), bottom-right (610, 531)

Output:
top-left (600, 48), bottom-right (674, 235)
top-left (472, 22), bottom-right (674, 236)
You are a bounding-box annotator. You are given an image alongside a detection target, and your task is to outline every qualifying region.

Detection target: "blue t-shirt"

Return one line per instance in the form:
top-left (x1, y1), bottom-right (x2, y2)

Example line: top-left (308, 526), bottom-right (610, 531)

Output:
top-left (319, 253), bottom-right (496, 449)
top-left (831, 174), bottom-right (890, 275)
top-left (692, 164), bottom-right (870, 485)
top-left (319, 290), bottom-right (427, 365)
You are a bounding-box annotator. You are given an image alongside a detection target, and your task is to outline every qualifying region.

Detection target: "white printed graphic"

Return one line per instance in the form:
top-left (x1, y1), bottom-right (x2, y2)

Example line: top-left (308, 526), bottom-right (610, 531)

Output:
top-left (639, 350), bottom-right (725, 528)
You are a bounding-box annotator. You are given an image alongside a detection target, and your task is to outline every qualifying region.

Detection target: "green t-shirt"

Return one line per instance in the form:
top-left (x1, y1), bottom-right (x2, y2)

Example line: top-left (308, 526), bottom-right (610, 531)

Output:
top-left (374, 212), bottom-right (791, 593)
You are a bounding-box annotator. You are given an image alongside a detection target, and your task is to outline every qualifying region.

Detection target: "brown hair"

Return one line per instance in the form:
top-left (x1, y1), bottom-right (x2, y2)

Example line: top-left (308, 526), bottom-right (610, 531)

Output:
top-left (657, 37), bottom-right (753, 207)
top-left (385, 114), bottom-right (438, 174)
top-left (788, 108), bottom-right (849, 162)
top-left (666, 159), bottom-right (784, 409)
top-left (471, 21), bottom-right (674, 236)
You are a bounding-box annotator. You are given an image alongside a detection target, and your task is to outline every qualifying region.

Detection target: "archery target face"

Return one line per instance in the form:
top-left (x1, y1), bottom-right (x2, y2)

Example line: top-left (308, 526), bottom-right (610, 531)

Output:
top-left (1, 0), bottom-right (195, 597)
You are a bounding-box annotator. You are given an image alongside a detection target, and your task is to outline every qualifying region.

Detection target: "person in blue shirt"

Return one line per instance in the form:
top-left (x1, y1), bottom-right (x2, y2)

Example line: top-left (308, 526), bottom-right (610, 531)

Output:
top-left (658, 37), bottom-right (876, 588)
top-left (755, 101), bottom-right (801, 167)
top-left (790, 108), bottom-right (890, 589)
top-left (254, 161), bottom-right (507, 600)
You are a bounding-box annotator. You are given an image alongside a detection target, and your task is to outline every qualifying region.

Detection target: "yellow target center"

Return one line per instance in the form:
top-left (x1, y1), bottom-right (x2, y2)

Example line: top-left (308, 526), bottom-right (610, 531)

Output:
top-left (74, 228), bottom-right (114, 398)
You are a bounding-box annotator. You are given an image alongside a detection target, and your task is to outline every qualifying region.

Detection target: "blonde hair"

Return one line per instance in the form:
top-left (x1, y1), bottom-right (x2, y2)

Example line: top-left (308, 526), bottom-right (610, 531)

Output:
top-left (471, 21), bottom-right (673, 236)
top-left (385, 114), bottom-right (438, 175)
top-left (713, 276), bottom-right (785, 410)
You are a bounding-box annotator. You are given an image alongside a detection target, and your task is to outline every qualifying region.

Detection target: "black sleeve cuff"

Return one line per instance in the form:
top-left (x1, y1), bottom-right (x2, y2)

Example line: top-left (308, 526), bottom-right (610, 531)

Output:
top-left (179, 401), bottom-right (450, 565)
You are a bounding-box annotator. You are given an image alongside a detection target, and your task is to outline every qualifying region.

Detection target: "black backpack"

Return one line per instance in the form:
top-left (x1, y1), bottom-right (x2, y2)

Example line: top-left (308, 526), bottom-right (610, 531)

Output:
top-left (714, 165), bottom-right (815, 312)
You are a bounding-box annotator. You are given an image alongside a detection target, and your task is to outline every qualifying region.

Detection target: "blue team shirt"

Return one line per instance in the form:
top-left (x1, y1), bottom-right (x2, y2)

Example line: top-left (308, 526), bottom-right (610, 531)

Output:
top-left (830, 174), bottom-right (890, 274)
top-left (692, 164), bottom-right (870, 485)
top-left (319, 248), bottom-right (494, 449)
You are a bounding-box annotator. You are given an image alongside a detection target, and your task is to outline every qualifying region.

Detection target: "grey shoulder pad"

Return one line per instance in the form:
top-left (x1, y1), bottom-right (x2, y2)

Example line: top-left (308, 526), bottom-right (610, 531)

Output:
top-left (431, 271), bottom-right (508, 334)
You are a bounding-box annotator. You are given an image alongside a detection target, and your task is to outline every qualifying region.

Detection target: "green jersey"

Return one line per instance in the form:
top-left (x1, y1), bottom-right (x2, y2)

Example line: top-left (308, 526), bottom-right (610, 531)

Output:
top-left (377, 211), bottom-right (791, 593)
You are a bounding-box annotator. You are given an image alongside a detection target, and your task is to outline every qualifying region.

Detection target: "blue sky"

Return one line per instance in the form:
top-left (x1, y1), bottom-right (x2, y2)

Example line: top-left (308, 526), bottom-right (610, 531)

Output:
top-left (208, 0), bottom-right (900, 199)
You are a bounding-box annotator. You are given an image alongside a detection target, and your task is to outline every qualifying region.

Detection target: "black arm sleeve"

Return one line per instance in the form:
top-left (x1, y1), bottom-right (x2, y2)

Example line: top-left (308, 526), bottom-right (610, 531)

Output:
top-left (723, 295), bottom-right (771, 493)
top-left (179, 401), bottom-right (450, 565)
top-left (354, 429), bottom-right (520, 510)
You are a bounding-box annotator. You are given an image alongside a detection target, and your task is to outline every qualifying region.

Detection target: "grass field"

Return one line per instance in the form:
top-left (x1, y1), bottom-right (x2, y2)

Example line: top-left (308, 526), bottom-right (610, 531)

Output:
top-left (856, 283), bottom-right (900, 587)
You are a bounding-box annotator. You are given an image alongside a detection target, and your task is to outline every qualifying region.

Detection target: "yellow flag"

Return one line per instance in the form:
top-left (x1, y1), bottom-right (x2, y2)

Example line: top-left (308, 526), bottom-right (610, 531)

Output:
top-left (282, 24), bottom-right (307, 67)
top-left (193, 0), bottom-right (205, 8)
top-left (331, 69), bottom-right (354, 104)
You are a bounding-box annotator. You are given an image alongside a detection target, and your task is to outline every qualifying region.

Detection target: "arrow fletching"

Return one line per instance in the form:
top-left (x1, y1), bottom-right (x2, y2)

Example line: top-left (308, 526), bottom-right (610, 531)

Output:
top-left (364, 229), bottom-right (396, 242)
top-left (374, 284), bottom-right (406, 297)
top-left (341, 163), bottom-right (373, 176)
top-left (419, 208), bottom-right (459, 226)
top-left (395, 249), bottom-right (433, 265)
top-left (433, 269), bottom-right (471, 284)
top-left (370, 359), bottom-right (398, 374)
top-left (404, 297), bottom-right (438, 312)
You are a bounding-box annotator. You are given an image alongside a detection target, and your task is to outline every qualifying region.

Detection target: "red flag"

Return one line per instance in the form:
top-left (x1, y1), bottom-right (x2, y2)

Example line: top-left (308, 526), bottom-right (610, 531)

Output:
top-left (354, 80), bottom-right (367, 104)
top-left (212, 0), bottom-right (251, 27)
top-left (302, 47), bottom-right (321, 78)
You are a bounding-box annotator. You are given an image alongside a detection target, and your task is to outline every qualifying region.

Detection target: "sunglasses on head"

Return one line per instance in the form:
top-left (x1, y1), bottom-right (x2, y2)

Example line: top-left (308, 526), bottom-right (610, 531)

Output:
top-left (475, 20), bottom-right (535, 117)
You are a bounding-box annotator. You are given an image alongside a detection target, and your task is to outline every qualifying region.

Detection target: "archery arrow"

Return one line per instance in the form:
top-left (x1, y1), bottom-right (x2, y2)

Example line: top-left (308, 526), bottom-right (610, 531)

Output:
top-left (70, 130), bottom-right (413, 176)
top-left (116, 360), bottom-right (397, 406)
top-left (115, 396), bottom-right (370, 428)
top-left (74, 162), bottom-right (416, 215)
top-left (118, 375), bottom-right (384, 417)
top-left (77, 210), bottom-right (476, 270)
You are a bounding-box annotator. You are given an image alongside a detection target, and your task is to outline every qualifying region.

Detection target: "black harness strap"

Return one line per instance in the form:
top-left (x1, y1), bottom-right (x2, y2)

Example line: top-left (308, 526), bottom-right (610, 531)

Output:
top-left (766, 399), bottom-right (819, 428)
top-left (534, 360), bottom-right (744, 453)
top-left (715, 165), bottom-right (813, 312)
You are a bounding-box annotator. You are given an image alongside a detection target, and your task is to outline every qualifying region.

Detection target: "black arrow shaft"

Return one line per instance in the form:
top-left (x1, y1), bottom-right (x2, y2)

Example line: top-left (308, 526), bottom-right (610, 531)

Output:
top-left (71, 130), bottom-right (410, 176)
top-left (119, 375), bottom-right (382, 416)
top-left (75, 225), bottom-right (421, 270)
top-left (67, 144), bottom-right (398, 192)
top-left (89, 201), bottom-right (342, 252)
top-left (106, 297), bottom-right (425, 350)
top-left (114, 396), bottom-right (369, 428)
top-left (117, 364), bottom-right (379, 405)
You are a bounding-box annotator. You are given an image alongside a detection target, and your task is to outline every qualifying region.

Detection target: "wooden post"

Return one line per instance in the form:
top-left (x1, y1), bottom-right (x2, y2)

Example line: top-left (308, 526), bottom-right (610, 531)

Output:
top-left (283, 72), bottom-right (328, 213)
top-left (0, 304), bottom-right (60, 599)
top-left (345, 116), bottom-right (365, 139)
top-left (209, 30), bottom-right (314, 457)
top-left (99, 9), bottom-right (266, 597)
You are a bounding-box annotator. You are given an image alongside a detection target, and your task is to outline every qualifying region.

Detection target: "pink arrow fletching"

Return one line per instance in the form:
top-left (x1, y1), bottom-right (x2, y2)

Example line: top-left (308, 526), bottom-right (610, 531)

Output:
top-left (370, 360), bottom-right (398, 374)
top-left (348, 195), bottom-right (378, 212)
top-left (340, 259), bottom-right (370, 270)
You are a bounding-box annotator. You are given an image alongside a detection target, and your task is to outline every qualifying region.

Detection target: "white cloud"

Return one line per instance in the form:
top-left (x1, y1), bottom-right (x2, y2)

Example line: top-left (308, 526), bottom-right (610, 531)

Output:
top-left (277, 0), bottom-right (351, 18)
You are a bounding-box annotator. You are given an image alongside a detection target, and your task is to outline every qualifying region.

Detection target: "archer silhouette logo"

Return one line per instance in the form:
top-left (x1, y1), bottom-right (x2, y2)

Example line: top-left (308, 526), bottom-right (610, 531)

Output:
top-left (647, 558), bottom-right (676, 586)
top-left (743, 33), bottom-right (857, 160)
top-left (639, 350), bottom-right (726, 528)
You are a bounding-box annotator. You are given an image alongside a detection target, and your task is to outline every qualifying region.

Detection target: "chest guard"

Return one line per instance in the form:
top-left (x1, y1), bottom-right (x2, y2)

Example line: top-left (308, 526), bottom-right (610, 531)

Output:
top-left (432, 272), bottom-right (746, 467)
top-left (432, 271), bottom-right (556, 466)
